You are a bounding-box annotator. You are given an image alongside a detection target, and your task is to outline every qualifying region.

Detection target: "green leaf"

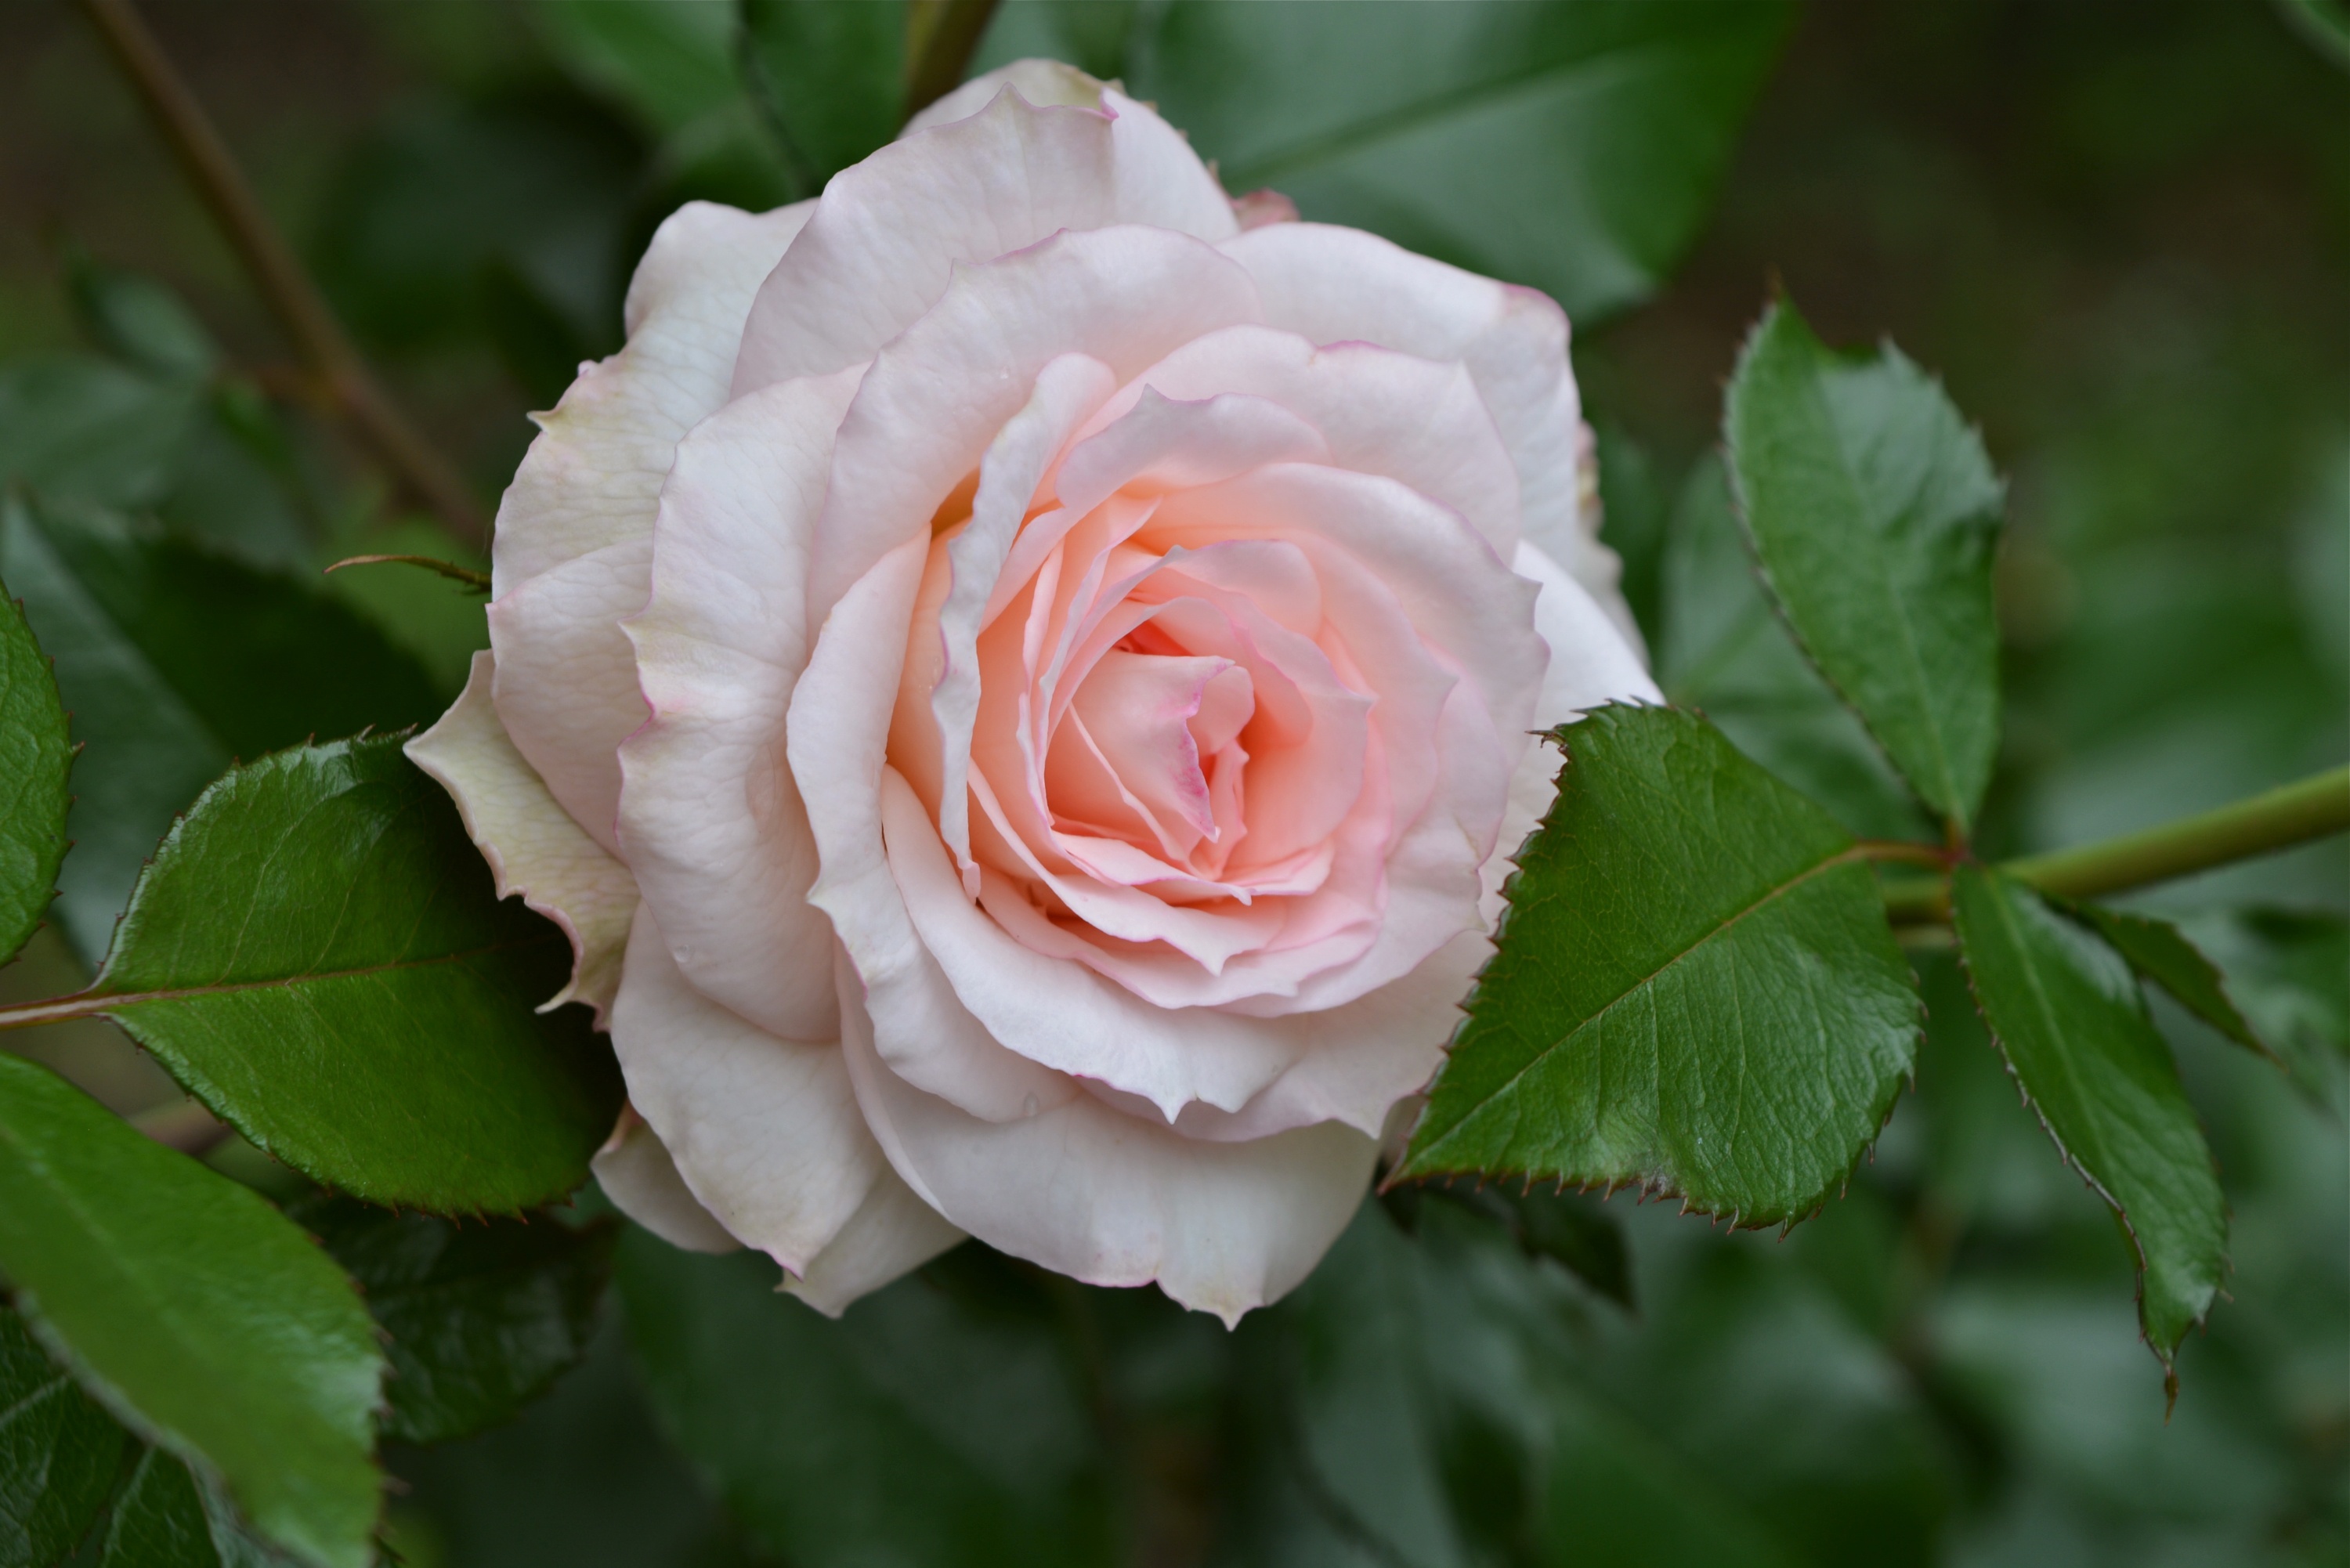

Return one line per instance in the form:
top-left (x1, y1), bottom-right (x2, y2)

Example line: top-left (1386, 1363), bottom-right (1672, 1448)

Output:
top-left (0, 585), bottom-right (70, 970)
top-left (980, 0), bottom-right (1794, 323)
top-left (615, 1232), bottom-right (1110, 1567)
top-left (531, 0), bottom-right (741, 139)
top-left (0, 359), bottom-right (197, 515)
top-left (1723, 297), bottom-right (2006, 829)
top-left (1657, 455), bottom-right (1932, 841)
top-left (2175, 907), bottom-right (2348, 1102)
top-left (1397, 705), bottom-right (1921, 1227)
top-left (740, 0), bottom-right (905, 196)
top-left (99, 1447), bottom-right (298, 1568)
top-left (0, 1054), bottom-right (383, 1568)
top-left (1387, 1183), bottom-right (1633, 1310)
top-left (85, 734), bottom-right (623, 1215)
top-left (1, 1301), bottom-right (127, 1568)
top-left (2067, 902), bottom-right (2272, 1062)
top-left (297, 1198), bottom-right (615, 1445)
top-left (1949, 866), bottom-right (2227, 1376)
top-left (0, 497), bottom-right (446, 962)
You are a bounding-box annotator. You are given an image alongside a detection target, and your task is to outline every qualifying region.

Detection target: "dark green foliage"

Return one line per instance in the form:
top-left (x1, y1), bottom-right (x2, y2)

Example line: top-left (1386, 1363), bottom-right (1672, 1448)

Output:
top-left (99, 1447), bottom-right (296, 1568)
top-left (1654, 455), bottom-right (1930, 841)
top-left (978, 0), bottom-right (1794, 323)
top-left (88, 735), bottom-right (622, 1215)
top-left (0, 1302), bottom-right (126, 1568)
top-left (297, 1198), bottom-right (615, 1445)
top-left (616, 1231), bottom-right (1112, 1567)
top-left (0, 1055), bottom-right (383, 1568)
top-left (2068, 902), bottom-right (2272, 1062)
top-left (1724, 298), bottom-right (2006, 830)
top-left (740, 0), bottom-right (905, 195)
top-left (1400, 706), bottom-right (1921, 1226)
top-left (1950, 868), bottom-right (2227, 1374)
top-left (1386, 1182), bottom-right (1634, 1310)
top-left (0, 360), bottom-right (198, 516)
top-left (2177, 908), bottom-right (2348, 1102)
top-left (0, 586), bottom-right (69, 969)
top-left (0, 497), bottom-right (443, 961)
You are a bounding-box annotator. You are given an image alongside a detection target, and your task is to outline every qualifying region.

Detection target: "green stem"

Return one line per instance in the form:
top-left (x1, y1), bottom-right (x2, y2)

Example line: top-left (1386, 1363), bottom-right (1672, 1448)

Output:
top-left (902, 0), bottom-right (1005, 121)
top-left (1884, 764), bottom-right (2350, 921)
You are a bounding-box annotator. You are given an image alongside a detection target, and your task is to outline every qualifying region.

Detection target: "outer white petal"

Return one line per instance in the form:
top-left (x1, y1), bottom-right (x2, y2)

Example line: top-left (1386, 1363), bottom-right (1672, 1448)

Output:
top-left (1483, 540), bottom-right (1663, 923)
top-left (491, 200), bottom-right (815, 594)
top-left (592, 1111), bottom-right (739, 1254)
top-left (907, 64), bottom-right (1237, 245)
top-left (783, 1170), bottom-right (967, 1319)
top-left (609, 906), bottom-right (887, 1281)
top-left (487, 535), bottom-right (650, 856)
top-left (1217, 222), bottom-right (1638, 644)
top-left (837, 951), bottom-right (1379, 1325)
top-left (733, 89), bottom-right (1239, 399)
top-left (620, 369), bottom-right (865, 1045)
top-left (405, 650), bottom-right (637, 1023)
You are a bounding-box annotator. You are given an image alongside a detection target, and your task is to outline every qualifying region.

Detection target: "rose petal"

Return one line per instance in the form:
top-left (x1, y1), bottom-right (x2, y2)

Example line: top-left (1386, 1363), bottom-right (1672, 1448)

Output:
top-left (592, 1110), bottom-right (739, 1254)
top-left (494, 200), bottom-right (813, 594)
top-left (1218, 222), bottom-right (1636, 638)
top-left (837, 948), bottom-right (1379, 1325)
top-left (609, 907), bottom-right (888, 1278)
top-left (620, 368), bottom-right (865, 1043)
top-left (405, 650), bottom-right (638, 1023)
top-left (734, 86), bottom-right (1238, 398)
top-left (783, 1170), bottom-right (967, 1318)
top-left (804, 225), bottom-right (1263, 620)
top-left (488, 533), bottom-right (651, 854)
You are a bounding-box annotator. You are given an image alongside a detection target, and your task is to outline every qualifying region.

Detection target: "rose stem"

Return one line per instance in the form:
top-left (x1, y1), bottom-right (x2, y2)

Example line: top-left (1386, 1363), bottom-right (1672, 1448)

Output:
top-left (78, 0), bottom-right (491, 548)
top-left (903, 0), bottom-right (1007, 121)
top-left (1881, 763), bottom-right (2350, 922)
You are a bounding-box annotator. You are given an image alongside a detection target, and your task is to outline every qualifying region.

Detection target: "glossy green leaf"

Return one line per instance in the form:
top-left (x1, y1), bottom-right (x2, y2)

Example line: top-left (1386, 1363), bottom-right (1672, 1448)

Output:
top-left (616, 1232), bottom-right (1109, 1566)
top-left (1, 1301), bottom-right (127, 1568)
top-left (1398, 705), bottom-right (1921, 1226)
top-left (979, 0), bottom-right (1792, 324)
top-left (99, 1447), bottom-right (297, 1568)
top-left (1723, 298), bottom-right (2005, 829)
top-left (740, 0), bottom-right (904, 196)
top-left (0, 1054), bottom-right (383, 1568)
top-left (298, 1198), bottom-right (614, 1445)
top-left (1950, 866), bottom-right (2226, 1374)
top-left (1657, 455), bottom-right (1931, 841)
top-left (2069, 902), bottom-right (2272, 1062)
top-left (0, 497), bottom-right (444, 962)
top-left (0, 585), bottom-right (70, 970)
top-left (85, 735), bottom-right (622, 1215)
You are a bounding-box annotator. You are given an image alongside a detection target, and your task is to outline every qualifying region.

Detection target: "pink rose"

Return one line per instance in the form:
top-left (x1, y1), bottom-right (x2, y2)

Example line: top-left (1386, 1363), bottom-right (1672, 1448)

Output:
top-left (408, 60), bottom-right (1657, 1323)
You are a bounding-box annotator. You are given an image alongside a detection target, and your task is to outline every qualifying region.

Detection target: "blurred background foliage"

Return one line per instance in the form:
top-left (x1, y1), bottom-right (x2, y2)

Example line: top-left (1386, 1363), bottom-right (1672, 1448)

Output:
top-left (0, 1), bottom-right (2343, 1564)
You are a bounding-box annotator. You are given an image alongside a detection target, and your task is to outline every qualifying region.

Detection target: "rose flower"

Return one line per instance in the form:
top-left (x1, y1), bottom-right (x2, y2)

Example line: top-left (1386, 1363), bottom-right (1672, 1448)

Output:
top-left (408, 60), bottom-right (1658, 1324)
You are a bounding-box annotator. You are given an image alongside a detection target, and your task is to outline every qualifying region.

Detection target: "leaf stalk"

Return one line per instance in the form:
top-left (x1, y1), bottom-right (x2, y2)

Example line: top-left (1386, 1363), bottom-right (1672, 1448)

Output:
top-left (1883, 764), bottom-right (2350, 921)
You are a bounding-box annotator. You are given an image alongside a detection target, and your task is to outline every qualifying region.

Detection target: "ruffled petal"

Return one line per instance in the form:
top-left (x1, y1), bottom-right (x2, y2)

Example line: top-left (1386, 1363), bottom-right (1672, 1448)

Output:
top-left (488, 533), bottom-right (650, 855)
top-left (783, 1169), bottom-right (966, 1318)
top-left (804, 226), bottom-right (1263, 618)
top-left (404, 651), bottom-right (638, 1023)
top-left (1217, 222), bottom-right (1634, 637)
top-left (620, 369), bottom-right (864, 1044)
top-left (493, 200), bottom-right (814, 594)
top-left (837, 948), bottom-right (1379, 1325)
top-left (609, 907), bottom-right (887, 1280)
top-left (735, 85), bottom-right (1238, 399)
top-left (591, 1109), bottom-right (738, 1254)
top-left (791, 539), bottom-right (1079, 1123)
